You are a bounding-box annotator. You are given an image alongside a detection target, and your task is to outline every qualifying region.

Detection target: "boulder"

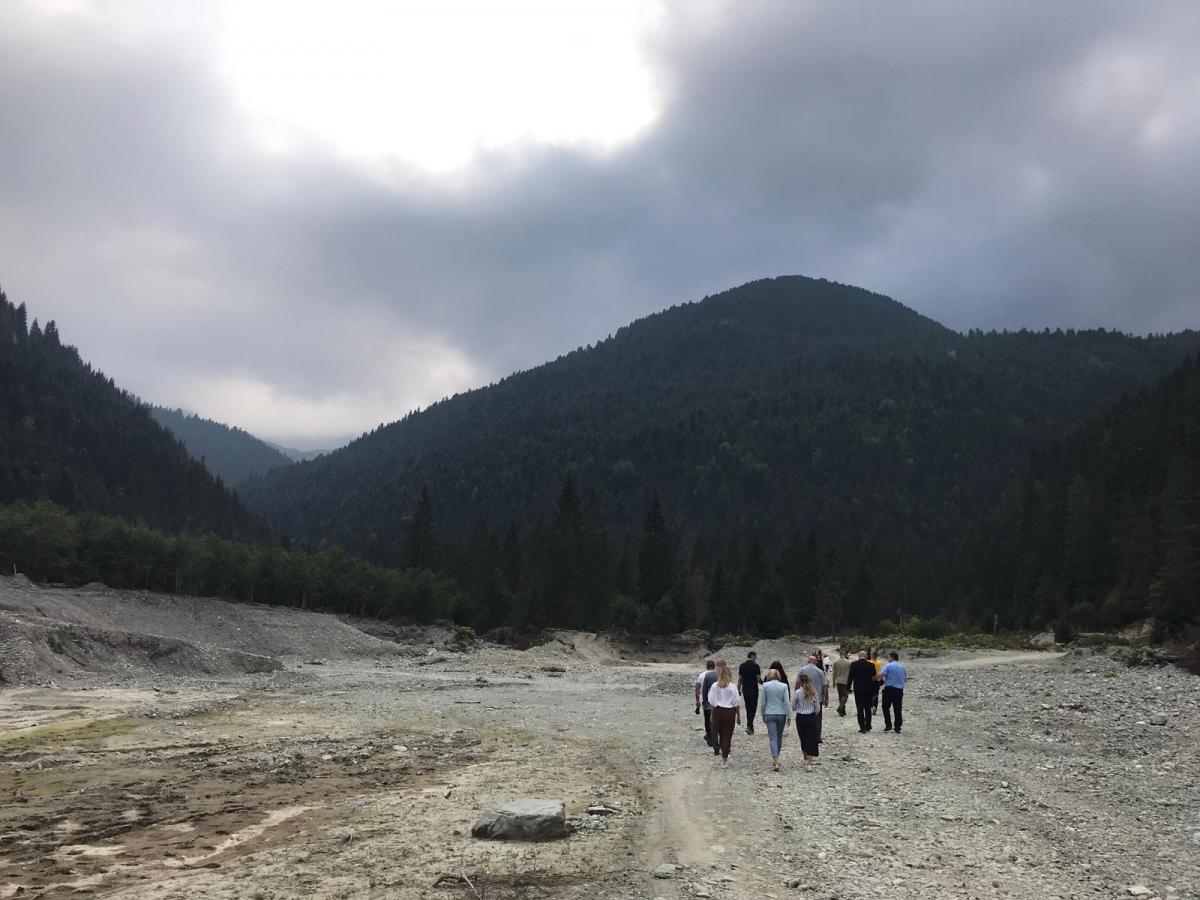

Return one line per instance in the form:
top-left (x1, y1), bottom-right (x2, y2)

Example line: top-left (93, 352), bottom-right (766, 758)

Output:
top-left (471, 799), bottom-right (570, 841)
top-left (1148, 713), bottom-right (1169, 726)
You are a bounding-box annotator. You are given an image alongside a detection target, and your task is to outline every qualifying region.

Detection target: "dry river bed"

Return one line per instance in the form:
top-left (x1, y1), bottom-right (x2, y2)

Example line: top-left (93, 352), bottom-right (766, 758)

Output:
top-left (1, 647), bottom-right (1197, 900)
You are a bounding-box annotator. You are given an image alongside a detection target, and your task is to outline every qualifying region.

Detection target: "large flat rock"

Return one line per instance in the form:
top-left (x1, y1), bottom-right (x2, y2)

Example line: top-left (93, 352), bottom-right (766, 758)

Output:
top-left (471, 799), bottom-right (570, 841)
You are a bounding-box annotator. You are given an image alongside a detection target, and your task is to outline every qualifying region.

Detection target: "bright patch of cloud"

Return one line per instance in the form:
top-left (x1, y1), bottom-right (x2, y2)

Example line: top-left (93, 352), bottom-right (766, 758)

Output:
top-left (215, 0), bottom-right (663, 171)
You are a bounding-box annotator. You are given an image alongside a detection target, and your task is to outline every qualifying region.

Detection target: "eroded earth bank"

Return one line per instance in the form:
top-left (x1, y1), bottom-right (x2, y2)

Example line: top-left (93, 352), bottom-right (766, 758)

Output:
top-left (1, 575), bottom-right (1197, 900)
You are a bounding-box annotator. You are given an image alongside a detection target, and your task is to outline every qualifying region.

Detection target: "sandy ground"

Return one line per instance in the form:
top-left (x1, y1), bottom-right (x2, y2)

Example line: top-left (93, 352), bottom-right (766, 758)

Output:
top-left (1, 584), bottom-right (1198, 899)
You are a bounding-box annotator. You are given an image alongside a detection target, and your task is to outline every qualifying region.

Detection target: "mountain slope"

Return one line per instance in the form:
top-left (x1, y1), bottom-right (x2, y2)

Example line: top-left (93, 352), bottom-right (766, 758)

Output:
top-left (240, 275), bottom-right (1200, 600)
top-left (0, 289), bottom-right (269, 541)
top-left (973, 355), bottom-right (1200, 633)
top-left (149, 406), bottom-right (293, 486)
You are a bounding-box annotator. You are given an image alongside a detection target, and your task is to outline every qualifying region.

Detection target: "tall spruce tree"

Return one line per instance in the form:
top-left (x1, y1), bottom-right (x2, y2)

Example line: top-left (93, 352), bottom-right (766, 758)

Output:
top-left (637, 492), bottom-right (674, 610)
top-left (406, 485), bottom-right (436, 570)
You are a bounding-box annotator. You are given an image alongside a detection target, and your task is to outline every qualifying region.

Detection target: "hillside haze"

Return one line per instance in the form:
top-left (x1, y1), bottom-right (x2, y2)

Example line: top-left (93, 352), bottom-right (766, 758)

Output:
top-left (240, 276), bottom-right (1200, 615)
top-left (149, 406), bottom-right (293, 486)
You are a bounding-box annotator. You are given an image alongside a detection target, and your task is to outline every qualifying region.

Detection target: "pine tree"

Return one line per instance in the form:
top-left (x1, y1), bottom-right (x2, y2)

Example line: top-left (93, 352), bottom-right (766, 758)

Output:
top-left (406, 485), bottom-right (436, 570)
top-left (637, 493), bottom-right (674, 609)
top-left (1151, 457), bottom-right (1200, 633)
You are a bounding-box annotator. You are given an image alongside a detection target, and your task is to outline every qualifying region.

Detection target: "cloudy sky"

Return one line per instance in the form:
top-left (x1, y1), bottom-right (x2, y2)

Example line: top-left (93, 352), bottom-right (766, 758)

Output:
top-left (2, 1), bottom-right (1198, 447)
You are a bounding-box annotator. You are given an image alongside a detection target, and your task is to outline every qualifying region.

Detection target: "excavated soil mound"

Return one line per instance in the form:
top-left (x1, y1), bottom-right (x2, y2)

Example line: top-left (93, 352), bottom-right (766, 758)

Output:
top-left (0, 574), bottom-right (404, 684)
top-left (4, 618), bottom-right (282, 681)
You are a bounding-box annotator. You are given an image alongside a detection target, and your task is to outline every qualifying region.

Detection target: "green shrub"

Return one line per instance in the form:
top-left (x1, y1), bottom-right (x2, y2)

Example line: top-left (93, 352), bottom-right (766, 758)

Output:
top-left (903, 615), bottom-right (956, 639)
top-left (1053, 618), bottom-right (1075, 644)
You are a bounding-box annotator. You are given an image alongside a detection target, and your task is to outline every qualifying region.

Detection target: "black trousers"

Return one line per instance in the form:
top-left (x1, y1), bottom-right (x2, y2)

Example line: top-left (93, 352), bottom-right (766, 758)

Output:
top-left (795, 712), bottom-right (819, 757)
top-left (743, 690), bottom-right (759, 728)
top-left (882, 686), bottom-right (904, 732)
top-left (703, 706), bottom-right (715, 749)
top-left (854, 689), bottom-right (874, 731)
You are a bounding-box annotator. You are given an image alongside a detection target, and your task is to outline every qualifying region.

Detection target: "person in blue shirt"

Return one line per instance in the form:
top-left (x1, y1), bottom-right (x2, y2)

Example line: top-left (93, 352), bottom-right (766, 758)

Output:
top-left (878, 651), bottom-right (907, 733)
top-left (759, 668), bottom-right (791, 771)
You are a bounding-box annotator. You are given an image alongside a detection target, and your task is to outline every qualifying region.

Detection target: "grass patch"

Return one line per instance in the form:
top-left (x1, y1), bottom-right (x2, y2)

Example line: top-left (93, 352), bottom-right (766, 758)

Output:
top-left (0, 767), bottom-right (86, 798)
top-left (0, 716), bottom-right (139, 752)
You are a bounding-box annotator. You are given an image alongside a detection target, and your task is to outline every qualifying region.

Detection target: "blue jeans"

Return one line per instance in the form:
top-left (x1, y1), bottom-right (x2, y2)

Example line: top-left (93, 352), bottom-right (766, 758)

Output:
top-left (763, 714), bottom-right (787, 757)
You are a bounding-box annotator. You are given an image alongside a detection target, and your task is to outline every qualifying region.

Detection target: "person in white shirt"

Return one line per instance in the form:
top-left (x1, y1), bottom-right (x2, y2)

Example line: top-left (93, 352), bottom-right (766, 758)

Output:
top-left (791, 671), bottom-right (821, 765)
top-left (706, 659), bottom-right (742, 767)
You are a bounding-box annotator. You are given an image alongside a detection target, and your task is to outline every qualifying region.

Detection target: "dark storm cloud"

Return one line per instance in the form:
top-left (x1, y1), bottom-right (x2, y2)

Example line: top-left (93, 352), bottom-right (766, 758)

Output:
top-left (1, 1), bottom-right (1198, 446)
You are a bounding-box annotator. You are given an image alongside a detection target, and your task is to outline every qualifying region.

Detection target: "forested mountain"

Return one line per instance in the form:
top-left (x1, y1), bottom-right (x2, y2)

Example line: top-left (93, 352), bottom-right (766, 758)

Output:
top-left (240, 275), bottom-right (1200, 629)
top-left (969, 356), bottom-right (1200, 636)
top-left (149, 406), bottom-right (293, 486)
top-left (0, 290), bottom-right (269, 541)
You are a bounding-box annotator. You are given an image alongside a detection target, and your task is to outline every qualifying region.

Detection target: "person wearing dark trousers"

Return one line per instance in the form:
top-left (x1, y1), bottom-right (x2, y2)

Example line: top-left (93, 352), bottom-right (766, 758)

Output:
top-left (799, 654), bottom-right (827, 744)
top-left (832, 649), bottom-right (851, 717)
top-left (737, 652), bottom-right (763, 735)
top-left (791, 671), bottom-right (821, 765)
top-left (846, 650), bottom-right (877, 733)
top-left (879, 651), bottom-right (908, 733)
top-left (694, 659), bottom-right (718, 750)
top-left (707, 660), bottom-right (742, 767)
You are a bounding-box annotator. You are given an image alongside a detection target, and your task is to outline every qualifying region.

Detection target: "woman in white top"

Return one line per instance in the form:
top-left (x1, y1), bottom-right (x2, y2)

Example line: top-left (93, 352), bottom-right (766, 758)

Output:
top-left (791, 671), bottom-right (821, 765)
top-left (706, 660), bottom-right (742, 766)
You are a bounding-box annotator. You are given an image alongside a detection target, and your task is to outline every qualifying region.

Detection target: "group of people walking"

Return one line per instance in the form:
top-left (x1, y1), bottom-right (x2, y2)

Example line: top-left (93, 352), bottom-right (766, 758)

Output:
top-left (693, 647), bottom-right (907, 769)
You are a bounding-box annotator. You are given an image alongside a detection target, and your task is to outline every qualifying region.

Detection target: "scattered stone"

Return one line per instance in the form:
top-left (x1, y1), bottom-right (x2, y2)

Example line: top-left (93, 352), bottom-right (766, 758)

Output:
top-left (653, 863), bottom-right (679, 879)
top-left (1148, 713), bottom-right (1169, 726)
top-left (471, 800), bottom-right (570, 841)
top-left (586, 805), bottom-right (618, 816)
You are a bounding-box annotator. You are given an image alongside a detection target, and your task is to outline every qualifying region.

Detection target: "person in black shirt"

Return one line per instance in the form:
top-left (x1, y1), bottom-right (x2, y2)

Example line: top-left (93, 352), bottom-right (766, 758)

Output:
top-left (737, 652), bottom-right (763, 735)
top-left (846, 650), bottom-right (878, 734)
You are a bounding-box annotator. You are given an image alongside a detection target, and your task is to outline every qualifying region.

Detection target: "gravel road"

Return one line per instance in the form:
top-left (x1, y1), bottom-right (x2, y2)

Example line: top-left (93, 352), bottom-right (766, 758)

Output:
top-left (0, 581), bottom-right (1197, 899)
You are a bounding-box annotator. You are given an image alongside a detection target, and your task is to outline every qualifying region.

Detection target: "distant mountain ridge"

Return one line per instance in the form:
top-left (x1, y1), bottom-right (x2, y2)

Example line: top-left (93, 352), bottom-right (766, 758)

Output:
top-left (0, 289), bottom-right (268, 541)
top-left (267, 442), bottom-right (331, 463)
top-left (148, 406), bottom-right (294, 486)
top-left (239, 275), bottom-right (1200, 620)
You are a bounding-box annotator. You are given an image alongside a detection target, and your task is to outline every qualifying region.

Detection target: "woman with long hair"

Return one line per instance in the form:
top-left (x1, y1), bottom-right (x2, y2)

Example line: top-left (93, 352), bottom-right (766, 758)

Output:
top-left (792, 670), bottom-right (821, 766)
top-left (760, 667), bottom-right (791, 771)
top-left (768, 660), bottom-right (788, 688)
top-left (706, 659), bottom-right (742, 767)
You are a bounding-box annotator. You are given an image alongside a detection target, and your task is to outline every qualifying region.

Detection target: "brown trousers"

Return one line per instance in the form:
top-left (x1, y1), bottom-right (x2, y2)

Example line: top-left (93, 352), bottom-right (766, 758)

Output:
top-left (711, 706), bottom-right (737, 759)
